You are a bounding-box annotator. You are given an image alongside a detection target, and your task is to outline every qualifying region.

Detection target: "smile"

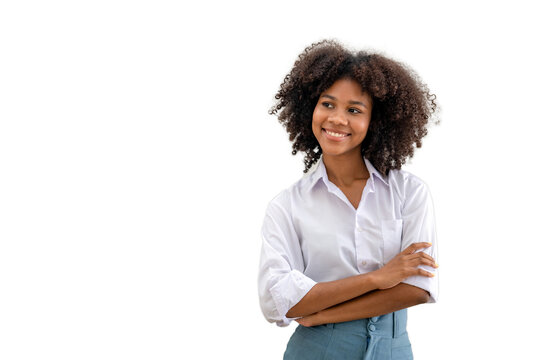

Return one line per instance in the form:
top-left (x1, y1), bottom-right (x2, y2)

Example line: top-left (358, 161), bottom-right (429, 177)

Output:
top-left (323, 128), bottom-right (350, 140)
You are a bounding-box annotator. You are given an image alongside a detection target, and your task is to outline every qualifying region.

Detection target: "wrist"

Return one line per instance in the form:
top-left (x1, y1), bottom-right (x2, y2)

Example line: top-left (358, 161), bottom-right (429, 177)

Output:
top-left (365, 271), bottom-right (381, 290)
top-left (311, 311), bottom-right (326, 327)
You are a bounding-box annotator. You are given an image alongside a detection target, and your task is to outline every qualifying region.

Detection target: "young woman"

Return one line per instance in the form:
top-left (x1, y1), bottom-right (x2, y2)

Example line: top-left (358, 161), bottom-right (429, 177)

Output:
top-left (258, 40), bottom-right (439, 359)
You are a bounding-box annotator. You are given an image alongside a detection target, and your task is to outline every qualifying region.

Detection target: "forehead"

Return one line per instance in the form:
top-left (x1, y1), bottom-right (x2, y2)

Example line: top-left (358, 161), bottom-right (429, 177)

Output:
top-left (321, 78), bottom-right (372, 104)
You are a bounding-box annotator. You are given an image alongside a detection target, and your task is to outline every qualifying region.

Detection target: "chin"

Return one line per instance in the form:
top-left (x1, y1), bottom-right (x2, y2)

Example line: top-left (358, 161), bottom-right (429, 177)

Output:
top-left (320, 149), bottom-right (349, 157)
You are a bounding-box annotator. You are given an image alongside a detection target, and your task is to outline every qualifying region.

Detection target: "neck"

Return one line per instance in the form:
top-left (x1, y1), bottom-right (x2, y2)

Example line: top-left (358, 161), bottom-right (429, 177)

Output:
top-left (322, 151), bottom-right (370, 187)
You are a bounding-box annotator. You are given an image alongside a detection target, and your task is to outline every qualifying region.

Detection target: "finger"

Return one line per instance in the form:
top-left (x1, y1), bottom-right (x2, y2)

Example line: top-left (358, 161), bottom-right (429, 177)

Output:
top-left (423, 258), bottom-right (438, 268)
top-left (412, 257), bottom-right (438, 268)
top-left (418, 252), bottom-right (435, 262)
top-left (418, 252), bottom-right (438, 267)
top-left (296, 318), bottom-right (312, 327)
top-left (402, 242), bottom-right (432, 255)
top-left (417, 268), bottom-right (435, 277)
top-left (411, 252), bottom-right (436, 264)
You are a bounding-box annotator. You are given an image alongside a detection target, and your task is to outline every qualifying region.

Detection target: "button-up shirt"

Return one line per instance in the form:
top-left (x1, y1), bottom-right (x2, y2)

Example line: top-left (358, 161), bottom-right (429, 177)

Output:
top-left (258, 156), bottom-right (438, 327)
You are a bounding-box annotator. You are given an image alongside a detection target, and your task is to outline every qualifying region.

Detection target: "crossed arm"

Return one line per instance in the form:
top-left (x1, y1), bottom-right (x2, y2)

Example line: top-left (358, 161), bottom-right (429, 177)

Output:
top-left (286, 242), bottom-right (437, 327)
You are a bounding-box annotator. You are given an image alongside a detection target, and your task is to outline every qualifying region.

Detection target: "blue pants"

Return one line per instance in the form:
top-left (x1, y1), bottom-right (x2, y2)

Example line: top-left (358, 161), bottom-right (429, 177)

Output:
top-left (283, 310), bottom-right (412, 360)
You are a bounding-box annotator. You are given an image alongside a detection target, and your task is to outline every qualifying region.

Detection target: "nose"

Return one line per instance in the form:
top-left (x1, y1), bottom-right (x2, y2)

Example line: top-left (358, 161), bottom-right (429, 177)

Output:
top-left (328, 112), bottom-right (347, 126)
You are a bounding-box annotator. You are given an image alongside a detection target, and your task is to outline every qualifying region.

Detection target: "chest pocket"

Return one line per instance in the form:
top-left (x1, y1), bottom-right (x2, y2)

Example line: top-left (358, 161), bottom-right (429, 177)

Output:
top-left (381, 219), bottom-right (403, 264)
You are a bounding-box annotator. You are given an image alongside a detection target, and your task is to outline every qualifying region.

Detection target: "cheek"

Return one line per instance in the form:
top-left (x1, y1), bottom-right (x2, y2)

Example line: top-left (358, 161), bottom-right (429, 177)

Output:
top-left (362, 119), bottom-right (371, 130)
top-left (312, 108), bottom-right (321, 123)
top-left (361, 115), bottom-right (371, 129)
top-left (311, 109), bottom-right (322, 130)
top-left (353, 118), bottom-right (370, 134)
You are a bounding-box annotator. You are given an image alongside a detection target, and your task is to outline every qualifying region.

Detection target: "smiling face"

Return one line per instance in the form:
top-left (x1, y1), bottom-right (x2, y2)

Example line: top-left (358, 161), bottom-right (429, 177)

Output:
top-left (312, 78), bottom-right (373, 160)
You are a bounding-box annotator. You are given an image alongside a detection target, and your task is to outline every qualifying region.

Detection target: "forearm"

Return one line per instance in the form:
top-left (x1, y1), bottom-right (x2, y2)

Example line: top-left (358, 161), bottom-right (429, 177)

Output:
top-left (304, 283), bottom-right (429, 326)
top-left (286, 273), bottom-right (378, 318)
top-left (288, 242), bottom-right (436, 319)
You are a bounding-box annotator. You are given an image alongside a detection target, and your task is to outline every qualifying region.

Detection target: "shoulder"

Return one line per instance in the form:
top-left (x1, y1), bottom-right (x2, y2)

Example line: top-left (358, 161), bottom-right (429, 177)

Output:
top-left (265, 172), bottom-right (313, 214)
top-left (387, 168), bottom-right (432, 204)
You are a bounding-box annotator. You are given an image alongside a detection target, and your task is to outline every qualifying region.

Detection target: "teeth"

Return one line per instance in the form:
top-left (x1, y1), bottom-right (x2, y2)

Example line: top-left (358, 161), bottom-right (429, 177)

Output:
top-left (326, 130), bottom-right (347, 137)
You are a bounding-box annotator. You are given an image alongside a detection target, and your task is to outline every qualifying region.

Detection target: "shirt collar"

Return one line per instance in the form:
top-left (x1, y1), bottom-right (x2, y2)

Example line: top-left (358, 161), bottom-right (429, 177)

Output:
top-left (306, 155), bottom-right (389, 190)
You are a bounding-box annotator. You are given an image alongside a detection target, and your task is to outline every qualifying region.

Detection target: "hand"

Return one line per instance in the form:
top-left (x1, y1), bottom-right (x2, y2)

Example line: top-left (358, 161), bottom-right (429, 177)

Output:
top-left (371, 242), bottom-right (437, 290)
top-left (295, 313), bottom-right (322, 327)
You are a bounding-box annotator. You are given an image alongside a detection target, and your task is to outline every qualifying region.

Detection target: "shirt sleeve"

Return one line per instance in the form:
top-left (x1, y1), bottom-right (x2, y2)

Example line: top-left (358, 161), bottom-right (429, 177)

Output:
top-left (400, 178), bottom-right (439, 303)
top-left (258, 192), bottom-right (317, 327)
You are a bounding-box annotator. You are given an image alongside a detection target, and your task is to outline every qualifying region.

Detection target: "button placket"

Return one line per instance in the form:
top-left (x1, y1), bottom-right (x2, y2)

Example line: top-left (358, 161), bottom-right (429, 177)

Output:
top-left (354, 189), bottom-right (372, 272)
top-left (355, 222), bottom-right (365, 269)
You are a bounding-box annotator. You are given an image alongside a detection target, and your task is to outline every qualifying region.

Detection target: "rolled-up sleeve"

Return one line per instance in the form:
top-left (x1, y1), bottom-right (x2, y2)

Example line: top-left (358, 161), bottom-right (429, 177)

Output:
top-left (400, 178), bottom-right (439, 303)
top-left (258, 192), bottom-right (317, 327)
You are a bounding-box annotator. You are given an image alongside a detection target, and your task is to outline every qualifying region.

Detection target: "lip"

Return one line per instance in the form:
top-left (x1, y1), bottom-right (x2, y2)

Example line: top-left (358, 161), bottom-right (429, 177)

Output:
top-left (323, 128), bottom-right (350, 141)
top-left (324, 128), bottom-right (349, 135)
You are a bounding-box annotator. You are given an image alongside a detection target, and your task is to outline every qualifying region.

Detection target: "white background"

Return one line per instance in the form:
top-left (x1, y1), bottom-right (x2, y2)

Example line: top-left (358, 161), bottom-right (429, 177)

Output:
top-left (1, 0), bottom-right (539, 359)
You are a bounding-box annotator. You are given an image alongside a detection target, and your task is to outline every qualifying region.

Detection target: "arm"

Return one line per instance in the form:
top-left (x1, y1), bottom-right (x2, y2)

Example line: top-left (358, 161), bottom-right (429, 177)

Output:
top-left (286, 272), bottom-right (378, 318)
top-left (400, 178), bottom-right (439, 302)
top-left (288, 242), bottom-right (436, 318)
top-left (258, 193), bottom-right (429, 325)
top-left (296, 283), bottom-right (429, 327)
top-left (260, 180), bottom-right (437, 326)
top-left (259, 194), bottom-right (319, 326)
top-left (297, 180), bottom-right (439, 326)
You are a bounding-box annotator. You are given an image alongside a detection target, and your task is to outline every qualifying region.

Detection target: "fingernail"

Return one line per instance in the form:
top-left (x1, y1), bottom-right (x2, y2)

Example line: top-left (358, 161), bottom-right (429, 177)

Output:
top-left (435, 263), bottom-right (439, 268)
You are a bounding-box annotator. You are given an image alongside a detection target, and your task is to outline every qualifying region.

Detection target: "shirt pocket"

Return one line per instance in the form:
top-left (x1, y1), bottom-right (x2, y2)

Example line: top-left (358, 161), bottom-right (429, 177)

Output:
top-left (381, 219), bottom-right (403, 265)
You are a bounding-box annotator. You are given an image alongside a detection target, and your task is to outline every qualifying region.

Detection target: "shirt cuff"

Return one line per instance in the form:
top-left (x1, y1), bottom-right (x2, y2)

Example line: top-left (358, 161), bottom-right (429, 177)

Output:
top-left (269, 269), bottom-right (317, 327)
top-left (402, 266), bottom-right (439, 303)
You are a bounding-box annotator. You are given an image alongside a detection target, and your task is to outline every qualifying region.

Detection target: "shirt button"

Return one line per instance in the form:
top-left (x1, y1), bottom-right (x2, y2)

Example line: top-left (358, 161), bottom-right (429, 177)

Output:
top-left (356, 226), bottom-right (363, 232)
top-left (361, 260), bottom-right (367, 266)
top-left (368, 324), bottom-right (376, 332)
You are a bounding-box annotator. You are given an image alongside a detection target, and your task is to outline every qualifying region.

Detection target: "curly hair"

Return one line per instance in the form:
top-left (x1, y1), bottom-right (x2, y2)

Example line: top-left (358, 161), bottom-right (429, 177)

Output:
top-left (269, 39), bottom-right (439, 175)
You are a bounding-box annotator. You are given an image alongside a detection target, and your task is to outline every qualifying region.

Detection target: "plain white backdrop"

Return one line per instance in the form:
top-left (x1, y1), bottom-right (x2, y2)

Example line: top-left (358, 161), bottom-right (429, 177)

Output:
top-left (1, 0), bottom-right (539, 359)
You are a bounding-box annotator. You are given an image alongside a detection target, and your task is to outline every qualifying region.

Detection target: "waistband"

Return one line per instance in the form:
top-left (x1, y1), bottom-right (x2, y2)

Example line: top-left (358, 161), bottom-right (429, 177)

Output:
top-left (321, 309), bottom-right (407, 339)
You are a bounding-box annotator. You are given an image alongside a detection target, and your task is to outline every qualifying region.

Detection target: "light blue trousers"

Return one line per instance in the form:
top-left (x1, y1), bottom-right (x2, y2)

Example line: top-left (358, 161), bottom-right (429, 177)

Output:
top-left (283, 310), bottom-right (412, 360)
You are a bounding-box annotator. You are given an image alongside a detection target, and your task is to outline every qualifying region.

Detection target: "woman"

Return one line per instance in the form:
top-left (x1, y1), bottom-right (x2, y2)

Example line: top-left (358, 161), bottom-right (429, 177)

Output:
top-left (258, 40), bottom-right (439, 359)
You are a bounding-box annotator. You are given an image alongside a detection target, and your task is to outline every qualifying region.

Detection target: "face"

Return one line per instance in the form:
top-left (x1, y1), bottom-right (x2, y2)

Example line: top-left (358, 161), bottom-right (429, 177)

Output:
top-left (312, 78), bottom-right (373, 159)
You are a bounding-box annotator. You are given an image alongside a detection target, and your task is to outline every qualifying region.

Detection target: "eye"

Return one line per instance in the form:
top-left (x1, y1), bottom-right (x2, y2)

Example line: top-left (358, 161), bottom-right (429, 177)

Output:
top-left (321, 102), bottom-right (334, 109)
top-left (348, 108), bottom-right (362, 114)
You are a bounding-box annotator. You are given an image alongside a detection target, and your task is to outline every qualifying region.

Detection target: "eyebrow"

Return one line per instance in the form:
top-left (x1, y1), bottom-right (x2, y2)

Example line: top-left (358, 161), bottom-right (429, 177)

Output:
top-left (321, 94), bottom-right (368, 108)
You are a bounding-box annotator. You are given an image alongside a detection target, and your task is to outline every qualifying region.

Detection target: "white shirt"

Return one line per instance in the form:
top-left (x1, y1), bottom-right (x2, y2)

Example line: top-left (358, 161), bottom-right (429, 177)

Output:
top-left (258, 156), bottom-right (438, 327)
